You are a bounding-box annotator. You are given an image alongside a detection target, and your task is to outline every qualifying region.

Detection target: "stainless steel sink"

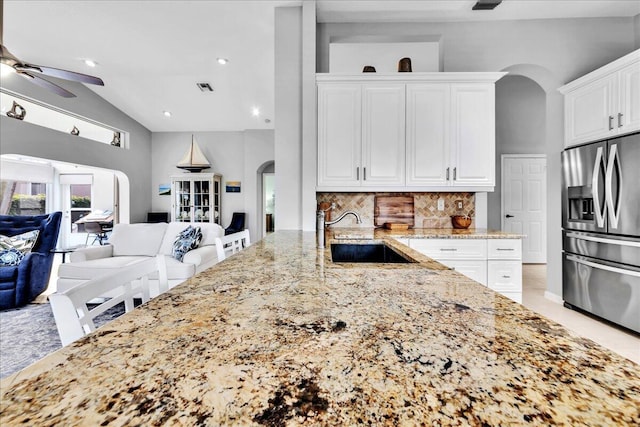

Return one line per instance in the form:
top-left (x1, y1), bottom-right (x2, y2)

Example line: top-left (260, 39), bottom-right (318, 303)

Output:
top-left (330, 243), bottom-right (414, 263)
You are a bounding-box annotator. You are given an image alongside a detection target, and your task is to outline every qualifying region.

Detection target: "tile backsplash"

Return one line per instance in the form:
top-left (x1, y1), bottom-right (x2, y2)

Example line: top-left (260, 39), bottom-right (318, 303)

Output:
top-left (316, 192), bottom-right (475, 228)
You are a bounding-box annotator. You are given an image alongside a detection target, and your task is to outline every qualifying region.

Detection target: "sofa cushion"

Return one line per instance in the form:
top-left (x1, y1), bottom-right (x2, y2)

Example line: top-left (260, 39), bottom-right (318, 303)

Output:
top-left (171, 226), bottom-right (203, 261)
top-left (0, 230), bottom-right (40, 266)
top-left (148, 255), bottom-right (196, 280)
top-left (159, 222), bottom-right (223, 256)
top-left (109, 223), bottom-right (168, 256)
top-left (58, 256), bottom-right (150, 280)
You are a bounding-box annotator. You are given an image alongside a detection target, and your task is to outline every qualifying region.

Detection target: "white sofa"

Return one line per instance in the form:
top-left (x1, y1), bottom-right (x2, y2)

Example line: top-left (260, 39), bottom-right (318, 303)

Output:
top-left (57, 222), bottom-right (224, 296)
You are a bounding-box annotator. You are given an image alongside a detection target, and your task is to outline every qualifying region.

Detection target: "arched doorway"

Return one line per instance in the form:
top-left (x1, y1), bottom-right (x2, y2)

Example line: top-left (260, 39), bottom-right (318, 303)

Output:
top-left (257, 161), bottom-right (275, 238)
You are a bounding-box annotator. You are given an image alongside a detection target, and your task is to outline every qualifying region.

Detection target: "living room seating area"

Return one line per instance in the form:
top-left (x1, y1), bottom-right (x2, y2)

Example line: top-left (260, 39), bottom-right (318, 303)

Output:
top-left (0, 212), bottom-right (62, 310)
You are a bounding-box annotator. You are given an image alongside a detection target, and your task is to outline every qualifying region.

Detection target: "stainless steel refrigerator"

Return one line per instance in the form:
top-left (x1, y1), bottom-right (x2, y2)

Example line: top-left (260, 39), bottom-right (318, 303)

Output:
top-left (561, 133), bottom-right (640, 333)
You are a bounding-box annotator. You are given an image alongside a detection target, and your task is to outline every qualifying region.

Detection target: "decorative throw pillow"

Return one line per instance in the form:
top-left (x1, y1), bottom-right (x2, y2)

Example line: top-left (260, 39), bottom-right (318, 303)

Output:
top-left (0, 230), bottom-right (40, 267)
top-left (172, 226), bottom-right (203, 262)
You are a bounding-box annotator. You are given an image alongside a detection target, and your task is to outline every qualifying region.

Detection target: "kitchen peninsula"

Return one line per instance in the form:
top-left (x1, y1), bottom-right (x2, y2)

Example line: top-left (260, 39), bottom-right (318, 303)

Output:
top-left (1, 231), bottom-right (639, 425)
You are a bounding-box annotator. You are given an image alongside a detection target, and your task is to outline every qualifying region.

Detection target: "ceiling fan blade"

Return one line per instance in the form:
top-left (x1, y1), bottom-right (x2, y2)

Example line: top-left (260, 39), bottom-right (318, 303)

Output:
top-left (17, 63), bottom-right (104, 86)
top-left (17, 71), bottom-right (76, 98)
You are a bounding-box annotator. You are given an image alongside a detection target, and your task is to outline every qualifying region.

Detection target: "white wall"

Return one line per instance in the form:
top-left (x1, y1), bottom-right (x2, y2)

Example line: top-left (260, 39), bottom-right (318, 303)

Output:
top-left (635, 13), bottom-right (640, 48)
top-left (0, 73), bottom-right (153, 223)
top-left (274, 6), bottom-right (303, 230)
top-left (488, 75), bottom-right (546, 230)
top-left (151, 130), bottom-right (273, 240)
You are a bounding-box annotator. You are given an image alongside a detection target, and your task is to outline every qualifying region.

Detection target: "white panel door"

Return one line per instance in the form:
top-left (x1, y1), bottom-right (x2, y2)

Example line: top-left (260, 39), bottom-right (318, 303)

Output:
top-left (405, 83), bottom-right (450, 186)
top-left (362, 84), bottom-right (405, 186)
top-left (317, 84), bottom-right (362, 187)
top-left (502, 156), bottom-right (547, 263)
top-left (618, 61), bottom-right (640, 134)
top-left (450, 84), bottom-right (495, 186)
top-left (564, 74), bottom-right (616, 147)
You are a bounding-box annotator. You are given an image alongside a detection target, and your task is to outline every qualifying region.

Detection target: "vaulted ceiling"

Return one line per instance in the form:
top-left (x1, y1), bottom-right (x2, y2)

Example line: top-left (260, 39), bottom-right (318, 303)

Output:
top-left (2, 1), bottom-right (638, 132)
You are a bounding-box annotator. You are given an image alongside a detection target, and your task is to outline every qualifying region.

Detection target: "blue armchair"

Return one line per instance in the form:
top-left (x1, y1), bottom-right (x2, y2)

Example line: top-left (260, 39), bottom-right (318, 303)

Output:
top-left (0, 212), bottom-right (62, 310)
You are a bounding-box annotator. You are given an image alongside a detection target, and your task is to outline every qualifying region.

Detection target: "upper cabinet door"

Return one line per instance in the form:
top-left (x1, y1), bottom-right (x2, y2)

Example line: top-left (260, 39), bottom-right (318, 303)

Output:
top-left (564, 74), bottom-right (617, 147)
top-left (405, 83), bottom-right (450, 186)
top-left (617, 61), bottom-right (640, 133)
top-left (317, 84), bottom-right (362, 187)
top-left (450, 84), bottom-right (496, 187)
top-left (361, 84), bottom-right (406, 186)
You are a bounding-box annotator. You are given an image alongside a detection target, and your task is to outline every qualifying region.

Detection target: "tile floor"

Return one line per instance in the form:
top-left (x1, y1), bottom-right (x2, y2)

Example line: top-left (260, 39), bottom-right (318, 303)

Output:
top-left (521, 264), bottom-right (639, 364)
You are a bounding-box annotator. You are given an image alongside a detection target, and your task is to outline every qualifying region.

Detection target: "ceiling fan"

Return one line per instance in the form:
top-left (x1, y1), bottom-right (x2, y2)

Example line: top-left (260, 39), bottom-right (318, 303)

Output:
top-left (0, 0), bottom-right (104, 98)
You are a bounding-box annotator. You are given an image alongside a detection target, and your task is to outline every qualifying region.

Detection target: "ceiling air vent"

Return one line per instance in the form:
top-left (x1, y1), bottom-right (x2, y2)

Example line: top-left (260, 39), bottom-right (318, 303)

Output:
top-left (196, 82), bottom-right (214, 92)
top-left (472, 0), bottom-right (502, 10)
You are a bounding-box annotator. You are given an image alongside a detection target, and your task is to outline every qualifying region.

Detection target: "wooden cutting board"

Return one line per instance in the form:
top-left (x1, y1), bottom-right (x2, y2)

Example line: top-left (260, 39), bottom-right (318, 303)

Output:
top-left (374, 196), bottom-right (414, 227)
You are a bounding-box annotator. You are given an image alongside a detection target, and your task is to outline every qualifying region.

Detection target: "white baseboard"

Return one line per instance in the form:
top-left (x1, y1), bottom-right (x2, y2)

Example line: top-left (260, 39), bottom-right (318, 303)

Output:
top-left (544, 291), bottom-right (563, 304)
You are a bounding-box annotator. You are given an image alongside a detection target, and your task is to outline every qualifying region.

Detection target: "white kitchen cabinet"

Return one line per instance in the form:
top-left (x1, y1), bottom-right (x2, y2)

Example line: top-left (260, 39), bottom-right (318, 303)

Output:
top-left (450, 84), bottom-right (496, 187)
top-left (560, 49), bottom-right (640, 148)
top-left (409, 239), bottom-right (488, 286)
top-left (317, 73), bottom-right (505, 192)
top-left (487, 239), bottom-right (523, 303)
top-left (407, 237), bottom-right (523, 302)
top-left (317, 84), bottom-right (361, 187)
top-left (362, 84), bottom-right (406, 186)
top-left (406, 84), bottom-right (450, 186)
top-left (317, 82), bottom-right (405, 187)
top-left (171, 173), bottom-right (222, 225)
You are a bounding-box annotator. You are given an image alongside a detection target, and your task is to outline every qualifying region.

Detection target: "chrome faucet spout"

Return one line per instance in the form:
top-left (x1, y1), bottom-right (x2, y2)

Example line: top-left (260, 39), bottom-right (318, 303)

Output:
top-left (325, 211), bottom-right (362, 226)
top-left (317, 209), bottom-right (362, 249)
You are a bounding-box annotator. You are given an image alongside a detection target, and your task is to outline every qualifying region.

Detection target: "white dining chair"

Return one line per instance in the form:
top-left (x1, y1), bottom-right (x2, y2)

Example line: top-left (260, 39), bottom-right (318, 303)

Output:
top-left (49, 255), bottom-right (165, 346)
top-left (214, 229), bottom-right (251, 262)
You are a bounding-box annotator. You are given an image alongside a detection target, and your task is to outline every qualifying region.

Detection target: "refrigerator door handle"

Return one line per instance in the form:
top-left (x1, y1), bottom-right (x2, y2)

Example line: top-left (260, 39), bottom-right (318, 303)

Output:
top-left (565, 232), bottom-right (640, 247)
top-left (566, 255), bottom-right (640, 278)
top-left (591, 146), bottom-right (606, 228)
top-left (605, 144), bottom-right (622, 230)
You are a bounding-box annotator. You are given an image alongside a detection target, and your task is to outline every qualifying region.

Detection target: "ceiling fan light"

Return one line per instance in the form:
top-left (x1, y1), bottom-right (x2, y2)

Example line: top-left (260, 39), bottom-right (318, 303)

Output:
top-left (0, 62), bottom-right (16, 77)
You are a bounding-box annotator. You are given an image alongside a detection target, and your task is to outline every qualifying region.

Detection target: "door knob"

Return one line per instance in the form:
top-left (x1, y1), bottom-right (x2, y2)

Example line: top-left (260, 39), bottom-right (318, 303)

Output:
top-left (505, 214), bottom-right (514, 218)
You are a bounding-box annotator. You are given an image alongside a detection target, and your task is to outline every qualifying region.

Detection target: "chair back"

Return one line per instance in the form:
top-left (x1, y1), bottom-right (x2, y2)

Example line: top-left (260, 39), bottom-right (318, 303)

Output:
top-left (214, 229), bottom-right (250, 262)
top-left (225, 212), bottom-right (246, 235)
top-left (50, 256), bottom-right (164, 346)
top-left (0, 212), bottom-right (62, 254)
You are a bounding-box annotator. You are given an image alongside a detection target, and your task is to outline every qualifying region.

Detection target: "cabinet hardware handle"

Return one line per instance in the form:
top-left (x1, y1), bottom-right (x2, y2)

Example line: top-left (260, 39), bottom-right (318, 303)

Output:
top-left (502, 275), bottom-right (511, 279)
top-left (505, 214), bottom-right (514, 218)
top-left (618, 112), bottom-right (623, 128)
top-left (440, 248), bottom-right (457, 251)
top-left (446, 167), bottom-right (450, 180)
top-left (356, 167), bottom-right (359, 180)
top-left (453, 167), bottom-right (457, 181)
top-left (496, 248), bottom-right (514, 251)
top-left (364, 167), bottom-right (367, 181)
top-left (608, 115), bottom-right (614, 130)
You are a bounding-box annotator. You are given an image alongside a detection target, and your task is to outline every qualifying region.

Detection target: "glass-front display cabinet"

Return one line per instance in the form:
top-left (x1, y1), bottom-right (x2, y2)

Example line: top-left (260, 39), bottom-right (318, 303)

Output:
top-left (170, 173), bottom-right (222, 224)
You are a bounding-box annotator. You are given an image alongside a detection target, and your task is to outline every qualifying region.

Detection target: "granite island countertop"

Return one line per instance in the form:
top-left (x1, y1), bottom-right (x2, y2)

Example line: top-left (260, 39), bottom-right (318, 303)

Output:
top-left (1, 231), bottom-right (638, 426)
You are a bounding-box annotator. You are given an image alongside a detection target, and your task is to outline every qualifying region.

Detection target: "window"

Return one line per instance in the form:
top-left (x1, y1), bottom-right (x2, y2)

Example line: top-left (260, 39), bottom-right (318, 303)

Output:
top-left (1, 89), bottom-right (127, 148)
top-left (0, 180), bottom-right (48, 215)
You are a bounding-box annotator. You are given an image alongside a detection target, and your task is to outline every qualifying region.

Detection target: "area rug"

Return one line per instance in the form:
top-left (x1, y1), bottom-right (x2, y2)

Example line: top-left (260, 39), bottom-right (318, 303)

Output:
top-left (0, 302), bottom-right (126, 379)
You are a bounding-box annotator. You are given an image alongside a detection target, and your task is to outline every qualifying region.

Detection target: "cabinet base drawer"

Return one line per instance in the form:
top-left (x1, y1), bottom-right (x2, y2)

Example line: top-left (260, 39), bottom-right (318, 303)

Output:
top-left (410, 239), bottom-right (487, 259)
top-left (488, 239), bottom-right (522, 259)
top-left (488, 260), bottom-right (522, 293)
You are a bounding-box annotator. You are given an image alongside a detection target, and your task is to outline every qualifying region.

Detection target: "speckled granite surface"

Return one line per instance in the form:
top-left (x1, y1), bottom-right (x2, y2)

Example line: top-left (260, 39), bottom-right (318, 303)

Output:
top-left (1, 231), bottom-right (638, 426)
top-left (332, 227), bottom-right (524, 240)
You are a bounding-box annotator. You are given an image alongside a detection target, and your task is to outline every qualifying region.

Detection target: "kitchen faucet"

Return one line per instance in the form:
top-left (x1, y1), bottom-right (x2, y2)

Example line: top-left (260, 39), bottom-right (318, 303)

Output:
top-left (316, 204), bottom-right (362, 249)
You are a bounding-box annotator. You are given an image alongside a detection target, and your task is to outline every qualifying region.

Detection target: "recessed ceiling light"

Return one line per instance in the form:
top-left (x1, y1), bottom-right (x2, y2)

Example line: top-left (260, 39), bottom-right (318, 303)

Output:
top-left (163, 111), bottom-right (172, 117)
top-left (83, 59), bottom-right (97, 67)
top-left (217, 58), bottom-right (229, 65)
top-left (251, 107), bottom-right (260, 117)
